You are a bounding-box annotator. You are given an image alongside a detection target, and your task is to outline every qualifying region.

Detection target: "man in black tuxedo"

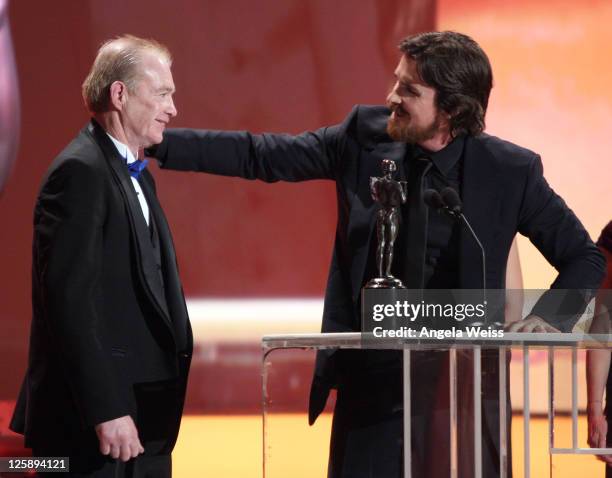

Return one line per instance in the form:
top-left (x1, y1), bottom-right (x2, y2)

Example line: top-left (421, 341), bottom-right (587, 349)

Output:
top-left (147, 31), bottom-right (605, 476)
top-left (10, 35), bottom-right (192, 477)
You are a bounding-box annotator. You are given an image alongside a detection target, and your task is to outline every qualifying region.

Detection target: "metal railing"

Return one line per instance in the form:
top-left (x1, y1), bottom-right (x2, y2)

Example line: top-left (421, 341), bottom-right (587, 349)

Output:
top-left (262, 332), bottom-right (612, 478)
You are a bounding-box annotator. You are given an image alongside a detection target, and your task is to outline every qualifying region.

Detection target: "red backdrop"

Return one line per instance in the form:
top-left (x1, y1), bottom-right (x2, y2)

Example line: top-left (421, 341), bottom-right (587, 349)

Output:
top-left (0, 0), bottom-right (434, 397)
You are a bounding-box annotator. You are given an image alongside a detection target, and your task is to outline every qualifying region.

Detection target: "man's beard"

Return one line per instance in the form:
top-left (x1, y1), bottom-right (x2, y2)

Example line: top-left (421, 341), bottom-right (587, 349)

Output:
top-left (387, 109), bottom-right (443, 144)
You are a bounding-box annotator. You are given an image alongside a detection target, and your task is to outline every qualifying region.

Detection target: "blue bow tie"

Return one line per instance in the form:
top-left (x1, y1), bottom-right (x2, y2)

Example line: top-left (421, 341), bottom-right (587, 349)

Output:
top-left (126, 159), bottom-right (148, 179)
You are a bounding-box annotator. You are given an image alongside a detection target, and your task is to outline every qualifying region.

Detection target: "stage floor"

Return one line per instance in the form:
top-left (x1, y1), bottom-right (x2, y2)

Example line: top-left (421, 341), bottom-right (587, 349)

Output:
top-left (173, 414), bottom-right (607, 477)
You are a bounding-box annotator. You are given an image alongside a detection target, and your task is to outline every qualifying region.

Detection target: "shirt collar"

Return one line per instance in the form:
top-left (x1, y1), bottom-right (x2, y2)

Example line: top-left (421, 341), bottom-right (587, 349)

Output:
top-left (412, 135), bottom-right (465, 176)
top-left (106, 132), bottom-right (138, 165)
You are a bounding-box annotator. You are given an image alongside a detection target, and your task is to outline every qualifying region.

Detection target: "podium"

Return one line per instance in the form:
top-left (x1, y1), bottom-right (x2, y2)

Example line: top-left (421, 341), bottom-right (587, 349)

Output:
top-left (261, 332), bottom-right (612, 478)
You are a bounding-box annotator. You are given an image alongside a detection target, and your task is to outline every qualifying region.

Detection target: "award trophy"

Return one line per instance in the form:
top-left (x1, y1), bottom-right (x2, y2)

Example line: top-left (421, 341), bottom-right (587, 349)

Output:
top-left (365, 159), bottom-right (408, 289)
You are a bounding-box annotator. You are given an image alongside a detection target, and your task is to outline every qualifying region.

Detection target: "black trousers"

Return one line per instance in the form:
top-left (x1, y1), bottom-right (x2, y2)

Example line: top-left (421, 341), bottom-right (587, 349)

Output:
top-left (29, 377), bottom-right (185, 478)
top-left (31, 453), bottom-right (171, 478)
top-left (327, 350), bottom-right (511, 478)
top-left (31, 435), bottom-right (172, 478)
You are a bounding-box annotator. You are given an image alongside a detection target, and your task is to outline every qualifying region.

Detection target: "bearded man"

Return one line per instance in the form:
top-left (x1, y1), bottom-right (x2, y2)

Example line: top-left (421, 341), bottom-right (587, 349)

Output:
top-left (147, 31), bottom-right (604, 477)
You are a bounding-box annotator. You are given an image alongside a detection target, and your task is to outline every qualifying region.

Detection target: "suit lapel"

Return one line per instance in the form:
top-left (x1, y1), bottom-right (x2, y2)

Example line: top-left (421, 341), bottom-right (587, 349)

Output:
top-left (86, 122), bottom-right (173, 330)
top-left (349, 140), bottom-right (407, 301)
top-left (459, 136), bottom-right (502, 289)
top-left (139, 172), bottom-right (191, 351)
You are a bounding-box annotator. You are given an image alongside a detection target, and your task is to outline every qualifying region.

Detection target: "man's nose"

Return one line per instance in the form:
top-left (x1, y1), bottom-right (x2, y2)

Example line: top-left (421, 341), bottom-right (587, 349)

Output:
top-left (167, 97), bottom-right (177, 118)
top-left (386, 85), bottom-right (400, 106)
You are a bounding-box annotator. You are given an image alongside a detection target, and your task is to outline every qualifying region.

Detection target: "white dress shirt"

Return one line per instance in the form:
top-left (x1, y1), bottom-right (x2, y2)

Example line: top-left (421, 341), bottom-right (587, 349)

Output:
top-left (106, 133), bottom-right (150, 226)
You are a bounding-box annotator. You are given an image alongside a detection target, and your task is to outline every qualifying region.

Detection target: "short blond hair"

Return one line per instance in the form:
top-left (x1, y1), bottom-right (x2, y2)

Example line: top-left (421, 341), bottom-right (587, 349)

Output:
top-left (82, 34), bottom-right (172, 113)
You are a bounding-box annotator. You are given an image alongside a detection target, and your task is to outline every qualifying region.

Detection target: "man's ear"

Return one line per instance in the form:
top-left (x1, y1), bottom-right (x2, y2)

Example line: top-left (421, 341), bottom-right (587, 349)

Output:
top-left (109, 81), bottom-right (127, 110)
top-left (439, 108), bottom-right (453, 128)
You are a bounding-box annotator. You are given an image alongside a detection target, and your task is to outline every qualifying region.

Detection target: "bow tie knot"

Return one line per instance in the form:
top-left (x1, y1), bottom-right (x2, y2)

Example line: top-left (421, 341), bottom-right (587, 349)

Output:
top-left (126, 159), bottom-right (148, 179)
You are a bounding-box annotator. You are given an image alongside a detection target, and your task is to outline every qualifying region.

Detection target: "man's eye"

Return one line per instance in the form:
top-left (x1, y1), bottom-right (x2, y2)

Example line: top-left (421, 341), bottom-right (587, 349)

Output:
top-left (401, 85), bottom-right (417, 96)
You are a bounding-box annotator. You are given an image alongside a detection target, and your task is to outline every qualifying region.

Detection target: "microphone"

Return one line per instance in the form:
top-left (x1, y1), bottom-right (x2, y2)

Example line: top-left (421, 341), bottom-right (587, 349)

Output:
top-left (424, 188), bottom-right (462, 219)
top-left (423, 189), bottom-right (445, 211)
top-left (440, 187), bottom-right (462, 216)
top-left (424, 187), bottom-right (487, 296)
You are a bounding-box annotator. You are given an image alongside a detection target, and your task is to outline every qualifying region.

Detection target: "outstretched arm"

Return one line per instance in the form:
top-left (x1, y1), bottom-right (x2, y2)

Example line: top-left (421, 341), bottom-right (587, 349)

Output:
top-left (148, 122), bottom-right (351, 183)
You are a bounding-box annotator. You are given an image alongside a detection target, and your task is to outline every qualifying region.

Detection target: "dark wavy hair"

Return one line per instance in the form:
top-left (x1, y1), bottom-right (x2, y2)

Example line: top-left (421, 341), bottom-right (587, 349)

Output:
top-left (399, 31), bottom-right (493, 137)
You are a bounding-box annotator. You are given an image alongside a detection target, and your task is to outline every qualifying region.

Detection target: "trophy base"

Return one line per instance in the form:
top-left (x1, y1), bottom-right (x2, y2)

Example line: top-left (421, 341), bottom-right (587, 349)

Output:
top-left (364, 276), bottom-right (406, 289)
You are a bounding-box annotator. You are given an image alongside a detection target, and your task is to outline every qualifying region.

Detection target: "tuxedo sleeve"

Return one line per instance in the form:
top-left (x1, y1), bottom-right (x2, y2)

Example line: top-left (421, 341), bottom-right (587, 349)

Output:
top-left (36, 158), bottom-right (129, 426)
top-left (148, 108), bottom-right (359, 182)
top-left (517, 155), bottom-right (606, 331)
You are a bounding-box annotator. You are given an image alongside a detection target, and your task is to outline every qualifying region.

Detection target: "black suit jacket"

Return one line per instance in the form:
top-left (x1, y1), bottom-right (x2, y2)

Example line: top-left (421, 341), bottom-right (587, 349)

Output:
top-left (150, 105), bottom-right (605, 424)
top-left (11, 121), bottom-right (192, 452)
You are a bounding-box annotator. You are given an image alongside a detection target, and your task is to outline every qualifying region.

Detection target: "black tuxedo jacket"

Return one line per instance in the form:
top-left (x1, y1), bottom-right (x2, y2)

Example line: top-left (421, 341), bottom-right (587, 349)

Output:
top-left (150, 105), bottom-right (605, 424)
top-left (11, 121), bottom-right (192, 452)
